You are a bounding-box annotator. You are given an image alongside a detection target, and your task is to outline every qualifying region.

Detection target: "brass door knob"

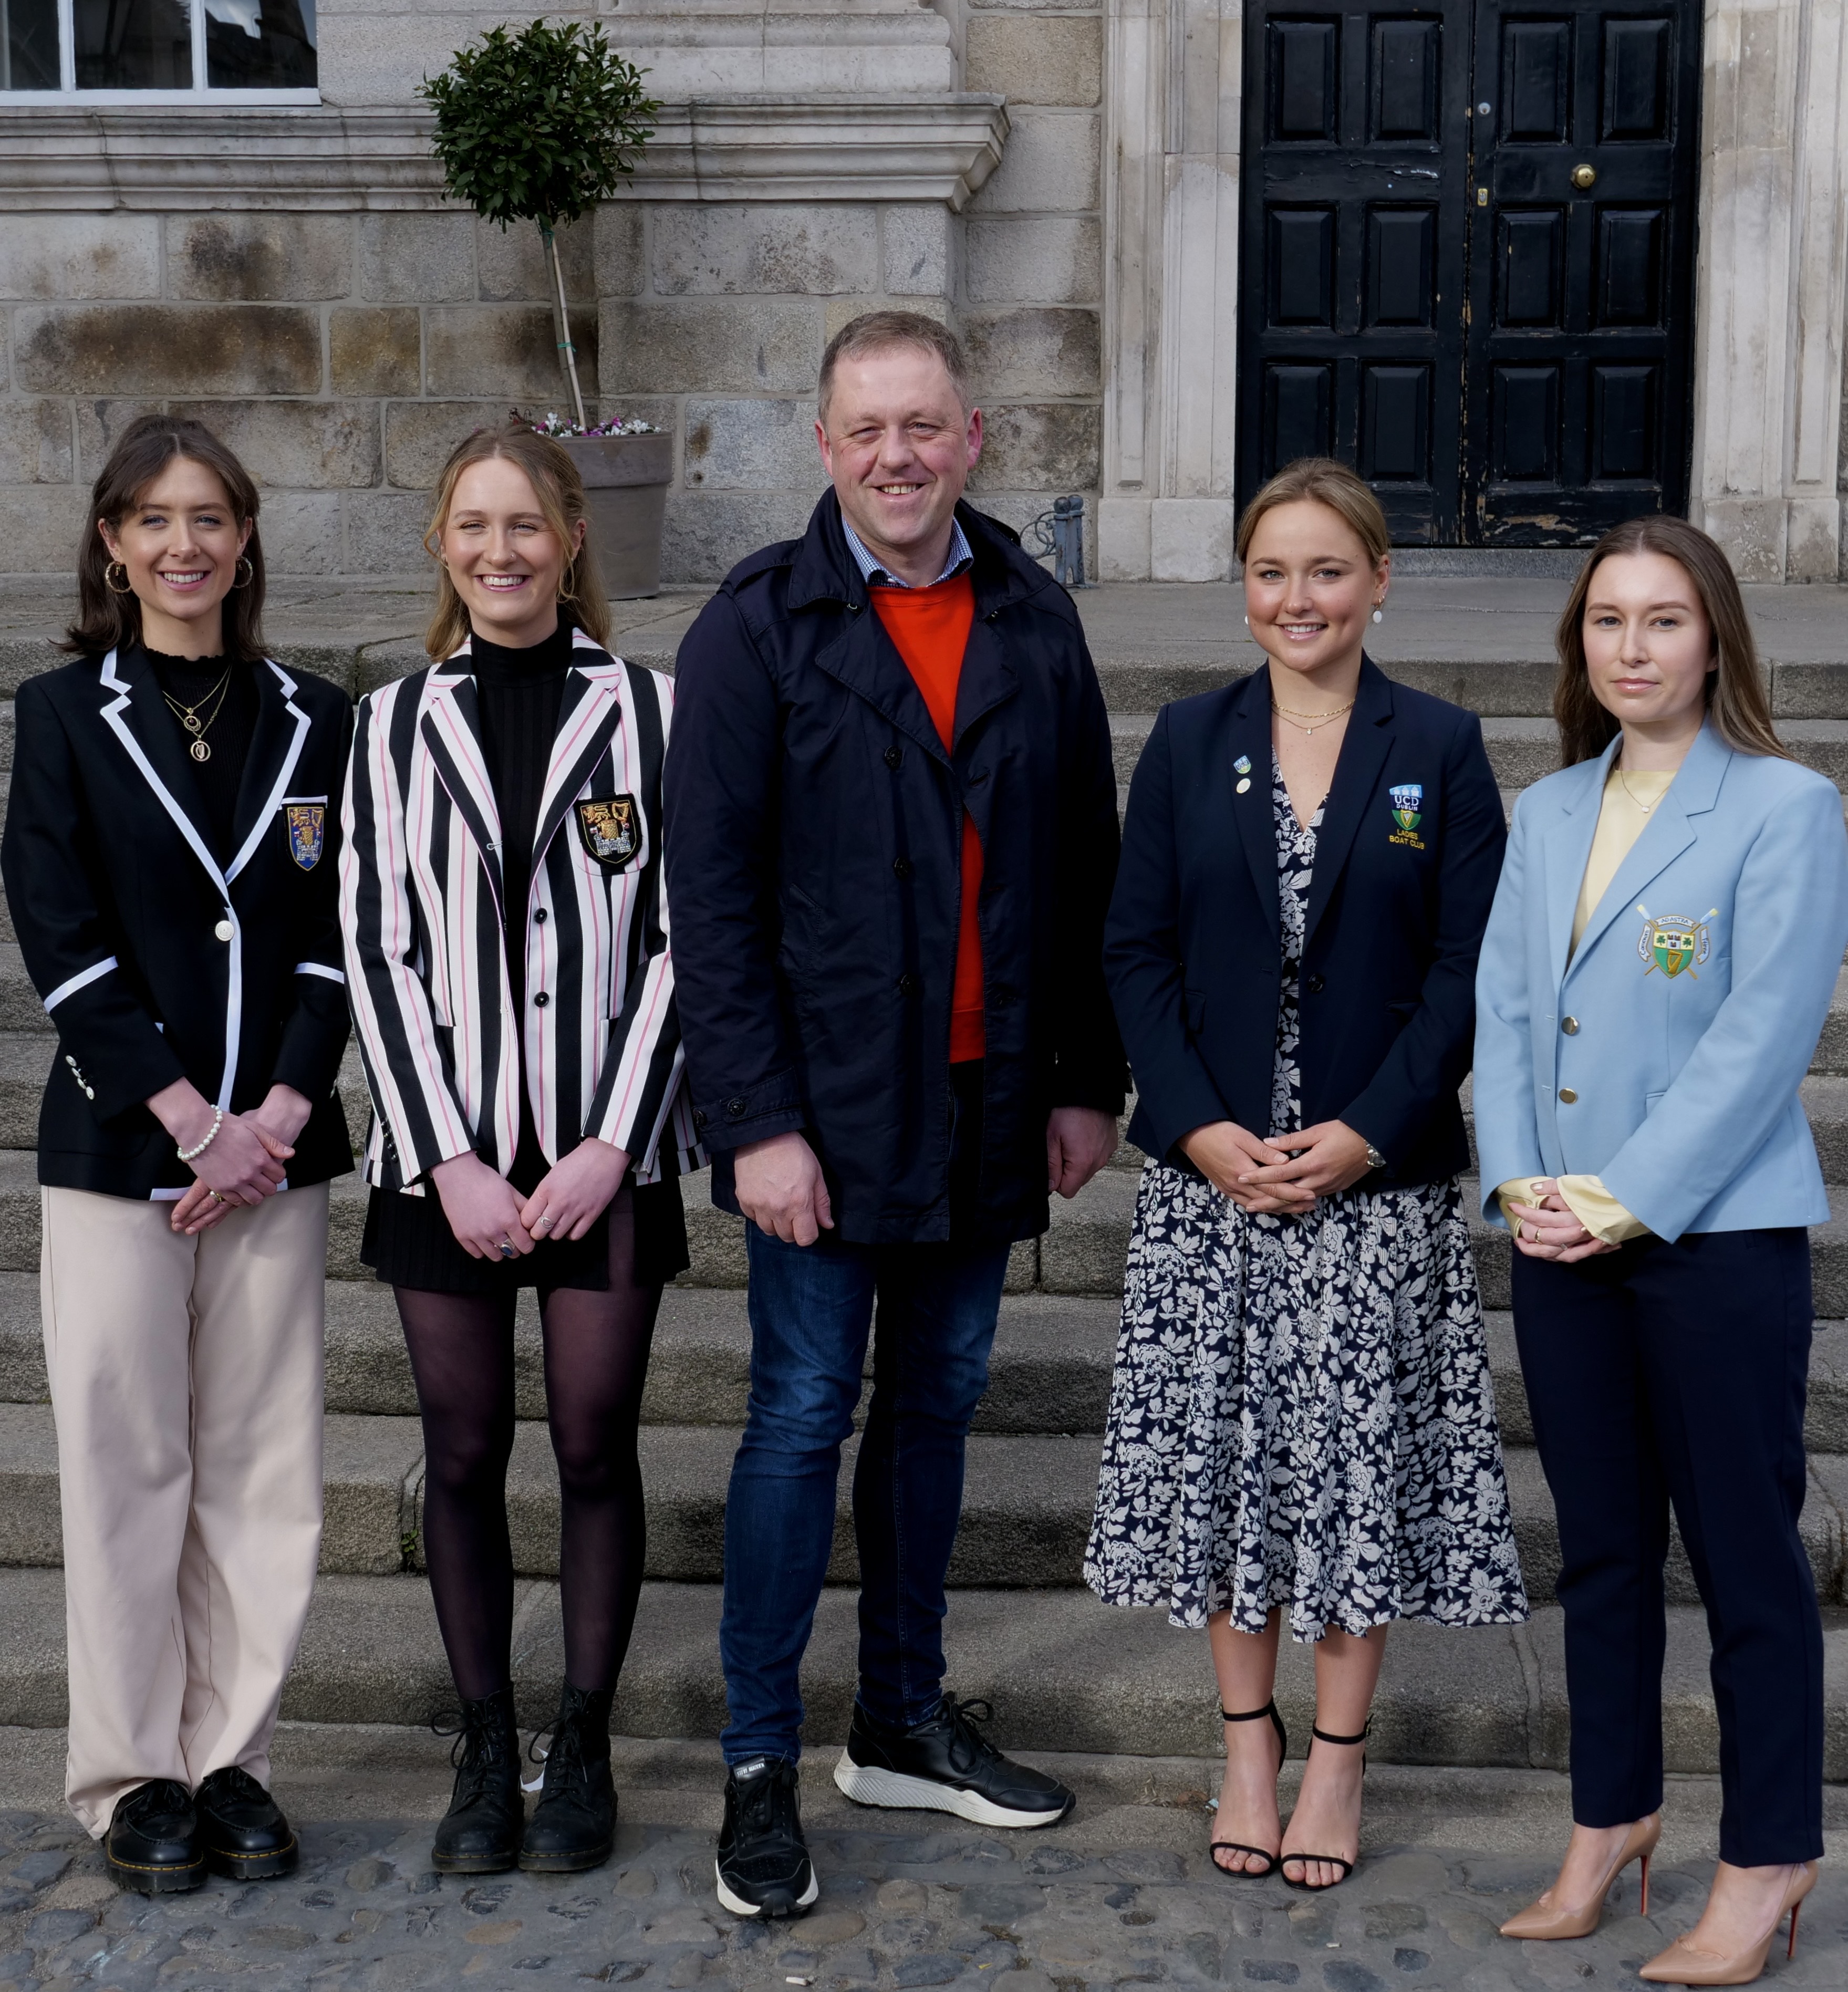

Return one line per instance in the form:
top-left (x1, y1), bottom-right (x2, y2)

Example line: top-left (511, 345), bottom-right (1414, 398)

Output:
top-left (1571, 163), bottom-right (1597, 190)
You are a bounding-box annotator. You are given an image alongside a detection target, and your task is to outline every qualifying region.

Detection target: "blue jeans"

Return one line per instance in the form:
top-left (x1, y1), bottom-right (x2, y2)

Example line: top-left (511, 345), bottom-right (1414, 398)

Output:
top-left (718, 1225), bottom-right (1011, 1763)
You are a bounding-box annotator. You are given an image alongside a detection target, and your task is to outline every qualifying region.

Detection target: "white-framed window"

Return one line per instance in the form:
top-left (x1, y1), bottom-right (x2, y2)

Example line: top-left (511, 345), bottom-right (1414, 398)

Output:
top-left (1, 0), bottom-right (318, 102)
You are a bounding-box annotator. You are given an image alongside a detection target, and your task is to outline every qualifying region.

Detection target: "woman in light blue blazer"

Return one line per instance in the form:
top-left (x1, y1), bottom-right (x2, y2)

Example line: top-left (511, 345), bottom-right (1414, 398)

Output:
top-left (1475, 516), bottom-right (1846, 1985)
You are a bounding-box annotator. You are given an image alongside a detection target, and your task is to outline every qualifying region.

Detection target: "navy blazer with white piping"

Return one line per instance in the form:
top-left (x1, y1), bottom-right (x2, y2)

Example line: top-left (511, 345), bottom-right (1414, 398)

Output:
top-left (1474, 719), bottom-right (1848, 1240)
top-left (1, 646), bottom-right (355, 1198)
top-left (1105, 658), bottom-right (1506, 1185)
top-left (339, 630), bottom-right (701, 1194)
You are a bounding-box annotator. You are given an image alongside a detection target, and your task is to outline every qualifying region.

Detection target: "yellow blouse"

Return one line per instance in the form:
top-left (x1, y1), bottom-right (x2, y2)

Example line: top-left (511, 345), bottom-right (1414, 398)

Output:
top-left (1495, 762), bottom-right (1675, 1246)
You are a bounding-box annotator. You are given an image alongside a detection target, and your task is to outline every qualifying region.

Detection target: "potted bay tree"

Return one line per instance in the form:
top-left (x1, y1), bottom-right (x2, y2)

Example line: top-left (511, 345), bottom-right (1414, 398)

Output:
top-left (422, 18), bottom-right (674, 596)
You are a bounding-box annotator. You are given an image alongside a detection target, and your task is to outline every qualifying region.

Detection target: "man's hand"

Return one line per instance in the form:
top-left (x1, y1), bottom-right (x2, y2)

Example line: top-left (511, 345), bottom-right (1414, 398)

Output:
top-left (431, 1151), bottom-right (535, 1260)
top-left (734, 1131), bottom-right (834, 1247)
top-left (1238, 1119), bottom-right (1374, 1206)
top-left (1046, 1107), bottom-right (1119, 1199)
top-left (1180, 1120), bottom-right (1304, 1213)
top-left (1507, 1179), bottom-right (1619, 1264)
top-left (520, 1138), bottom-right (630, 1243)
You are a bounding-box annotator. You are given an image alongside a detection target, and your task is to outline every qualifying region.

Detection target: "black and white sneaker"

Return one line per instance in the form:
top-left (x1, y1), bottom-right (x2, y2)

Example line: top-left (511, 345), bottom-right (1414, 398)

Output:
top-left (714, 1756), bottom-right (819, 1919)
top-left (833, 1694), bottom-right (1075, 1829)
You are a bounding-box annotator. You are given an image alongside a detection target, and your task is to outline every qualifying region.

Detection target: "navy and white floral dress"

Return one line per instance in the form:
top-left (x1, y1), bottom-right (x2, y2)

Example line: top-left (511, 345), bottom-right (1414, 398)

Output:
top-left (1084, 755), bottom-right (1528, 1641)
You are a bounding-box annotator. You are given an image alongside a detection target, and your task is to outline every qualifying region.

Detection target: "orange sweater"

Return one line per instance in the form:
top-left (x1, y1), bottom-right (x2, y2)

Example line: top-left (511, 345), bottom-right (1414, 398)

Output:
top-left (870, 575), bottom-right (985, 1062)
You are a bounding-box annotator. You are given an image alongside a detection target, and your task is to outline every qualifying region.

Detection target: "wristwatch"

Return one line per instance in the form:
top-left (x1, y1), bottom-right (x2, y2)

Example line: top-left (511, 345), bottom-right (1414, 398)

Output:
top-left (1363, 1142), bottom-right (1387, 1173)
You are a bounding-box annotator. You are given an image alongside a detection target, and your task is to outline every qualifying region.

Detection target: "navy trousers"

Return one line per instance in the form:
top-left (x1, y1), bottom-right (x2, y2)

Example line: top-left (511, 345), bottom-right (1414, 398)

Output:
top-left (1511, 1226), bottom-right (1822, 1866)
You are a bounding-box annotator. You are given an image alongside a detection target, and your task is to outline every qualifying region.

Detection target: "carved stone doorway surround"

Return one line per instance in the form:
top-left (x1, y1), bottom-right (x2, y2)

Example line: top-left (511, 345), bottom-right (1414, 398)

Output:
top-left (1098, 0), bottom-right (1848, 582)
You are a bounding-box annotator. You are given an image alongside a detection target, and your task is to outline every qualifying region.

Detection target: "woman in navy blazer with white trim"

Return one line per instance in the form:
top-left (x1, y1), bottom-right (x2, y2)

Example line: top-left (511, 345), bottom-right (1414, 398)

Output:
top-left (1475, 517), bottom-right (1846, 1981)
top-left (1086, 461), bottom-right (1525, 1893)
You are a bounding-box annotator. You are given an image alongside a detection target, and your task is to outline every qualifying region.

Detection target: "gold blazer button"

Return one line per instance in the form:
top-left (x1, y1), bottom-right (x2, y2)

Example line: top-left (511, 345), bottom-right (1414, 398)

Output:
top-left (1561, 1016), bottom-right (1579, 1034)
top-left (1558, 1087), bottom-right (1578, 1104)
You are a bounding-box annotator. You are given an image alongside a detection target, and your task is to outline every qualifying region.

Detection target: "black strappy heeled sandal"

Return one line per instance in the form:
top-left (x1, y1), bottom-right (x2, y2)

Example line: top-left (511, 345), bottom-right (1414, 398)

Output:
top-left (1279, 1718), bottom-right (1369, 1892)
top-left (1209, 1699), bottom-right (1289, 1879)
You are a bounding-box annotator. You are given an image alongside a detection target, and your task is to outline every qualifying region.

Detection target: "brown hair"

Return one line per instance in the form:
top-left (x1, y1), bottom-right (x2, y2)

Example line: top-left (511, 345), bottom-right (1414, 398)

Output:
top-left (1553, 515), bottom-right (1785, 765)
top-left (1236, 457), bottom-right (1390, 567)
top-left (818, 309), bottom-right (970, 419)
top-left (65, 414), bottom-right (268, 661)
top-left (422, 422), bottom-right (611, 660)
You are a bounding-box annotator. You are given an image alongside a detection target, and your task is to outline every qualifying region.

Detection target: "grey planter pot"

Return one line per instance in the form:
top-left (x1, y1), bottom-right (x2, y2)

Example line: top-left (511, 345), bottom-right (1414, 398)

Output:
top-left (560, 432), bottom-right (673, 600)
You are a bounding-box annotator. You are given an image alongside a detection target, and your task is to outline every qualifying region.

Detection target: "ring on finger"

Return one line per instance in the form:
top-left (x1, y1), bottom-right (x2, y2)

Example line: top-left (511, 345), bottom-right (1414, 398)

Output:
top-left (497, 1237), bottom-right (516, 1259)
top-left (533, 1211), bottom-right (553, 1233)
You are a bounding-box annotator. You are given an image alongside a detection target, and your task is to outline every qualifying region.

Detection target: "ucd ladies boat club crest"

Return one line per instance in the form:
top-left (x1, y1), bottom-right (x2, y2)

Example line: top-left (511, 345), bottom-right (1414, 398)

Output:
top-left (1637, 904), bottom-right (1718, 979)
top-left (1388, 782), bottom-right (1426, 849)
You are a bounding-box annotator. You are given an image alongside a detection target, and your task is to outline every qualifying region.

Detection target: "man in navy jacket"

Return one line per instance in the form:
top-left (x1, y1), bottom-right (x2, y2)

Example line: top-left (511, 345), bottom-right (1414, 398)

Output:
top-left (666, 313), bottom-right (1124, 1918)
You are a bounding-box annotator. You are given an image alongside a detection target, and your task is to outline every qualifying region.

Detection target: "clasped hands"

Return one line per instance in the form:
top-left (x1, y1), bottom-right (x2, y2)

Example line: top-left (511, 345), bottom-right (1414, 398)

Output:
top-left (149, 1077), bottom-right (315, 1236)
top-left (1180, 1117), bottom-right (1374, 1212)
top-left (1504, 1178), bottom-right (1618, 1263)
top-left (431, 1139), bottom-right (631, 1260)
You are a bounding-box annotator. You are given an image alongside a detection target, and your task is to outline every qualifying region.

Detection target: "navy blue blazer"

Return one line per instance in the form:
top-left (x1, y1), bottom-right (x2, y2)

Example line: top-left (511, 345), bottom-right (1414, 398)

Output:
top-left (1105, 659), bottom-right (1506, 1186)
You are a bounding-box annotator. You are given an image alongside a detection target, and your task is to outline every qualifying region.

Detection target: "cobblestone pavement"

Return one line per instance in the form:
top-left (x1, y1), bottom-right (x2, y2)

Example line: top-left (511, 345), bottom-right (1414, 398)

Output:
top-left (0, 1780), bottom-right (1842, 1992)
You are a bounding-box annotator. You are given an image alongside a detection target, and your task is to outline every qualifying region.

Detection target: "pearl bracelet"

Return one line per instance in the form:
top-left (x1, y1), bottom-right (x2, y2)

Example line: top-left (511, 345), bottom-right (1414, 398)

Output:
top-left (177, 1106), bottom-right (224, 1164)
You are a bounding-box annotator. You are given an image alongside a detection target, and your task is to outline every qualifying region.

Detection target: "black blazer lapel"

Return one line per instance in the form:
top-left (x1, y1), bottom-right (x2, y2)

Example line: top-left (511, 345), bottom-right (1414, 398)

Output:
top-left (532, 656), bottom-right (626, 868)
top-left (225, 660), bottom-right (313, 886)
top-left (96, 647), bottom-right (227, 893)
top-left (1227, 670), bottom-right (1280, 936)
top-left (1302, 658), bottom-right (1395, 953)
top-left (420, 667), bottom-right (507, 916)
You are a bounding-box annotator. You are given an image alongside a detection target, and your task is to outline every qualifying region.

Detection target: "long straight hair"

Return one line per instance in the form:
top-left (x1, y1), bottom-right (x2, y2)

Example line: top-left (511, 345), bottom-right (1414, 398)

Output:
top-left (65, 415), bottom-right (268, 661)
top-left (1554, 515), bottom-right (1786, 765)
top-left (422, 423), bottom-right (611, 660)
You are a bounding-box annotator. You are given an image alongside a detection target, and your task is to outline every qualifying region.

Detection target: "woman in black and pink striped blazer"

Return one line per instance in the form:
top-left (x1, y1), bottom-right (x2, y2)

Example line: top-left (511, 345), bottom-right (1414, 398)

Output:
top-left (339, 423), bottom-right (699, 1881)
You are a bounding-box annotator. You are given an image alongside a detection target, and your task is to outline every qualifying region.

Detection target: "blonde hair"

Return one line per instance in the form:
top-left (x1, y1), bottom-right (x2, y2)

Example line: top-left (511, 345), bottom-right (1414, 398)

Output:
top-left (422, 422), bottom-right (611, 660)
top-left (1235, 457), bottom-right (1390, 568)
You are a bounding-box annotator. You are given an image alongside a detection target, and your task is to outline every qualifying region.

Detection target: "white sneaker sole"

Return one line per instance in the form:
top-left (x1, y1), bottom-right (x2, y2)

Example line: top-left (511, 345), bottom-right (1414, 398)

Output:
top-left (713, 1858), bottom-right (819, 1919)
top-left (832, 1755), bottom-right (1072, 1829)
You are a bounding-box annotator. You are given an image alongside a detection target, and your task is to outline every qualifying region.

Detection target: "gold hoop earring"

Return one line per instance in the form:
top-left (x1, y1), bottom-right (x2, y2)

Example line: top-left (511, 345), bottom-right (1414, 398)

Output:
top-left (105, 561), bottom-right (133, 596)
top-left (231, 556), bottom-right (255, 590)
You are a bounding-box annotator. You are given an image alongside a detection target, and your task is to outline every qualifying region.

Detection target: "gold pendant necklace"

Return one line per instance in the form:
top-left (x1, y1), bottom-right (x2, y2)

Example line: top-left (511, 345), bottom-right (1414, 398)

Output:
top-left (1617, 767), bottom-right (1658, 814)
top-left (161, 665), bottom-right (233, 763)
top-left (1272, 694), bottom-right (1356, 736)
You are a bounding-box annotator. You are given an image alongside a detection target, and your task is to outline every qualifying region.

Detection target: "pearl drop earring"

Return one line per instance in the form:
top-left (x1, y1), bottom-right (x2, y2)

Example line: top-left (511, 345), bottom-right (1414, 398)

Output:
top-left (1372, 604), bottom-right (1384, 624)
top-left (1242, 614), bottom-right (1250, 626)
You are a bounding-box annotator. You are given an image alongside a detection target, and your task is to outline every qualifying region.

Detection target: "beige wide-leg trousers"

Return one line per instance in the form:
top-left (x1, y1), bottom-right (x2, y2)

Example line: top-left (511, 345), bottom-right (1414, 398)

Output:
top-left (41, 1182), bottom-right (328, 1839)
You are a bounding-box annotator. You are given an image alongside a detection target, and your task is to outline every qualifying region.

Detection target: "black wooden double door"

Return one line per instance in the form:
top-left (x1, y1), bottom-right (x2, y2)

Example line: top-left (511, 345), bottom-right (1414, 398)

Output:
top-left (1236, 0), bottom-right (1701, 544)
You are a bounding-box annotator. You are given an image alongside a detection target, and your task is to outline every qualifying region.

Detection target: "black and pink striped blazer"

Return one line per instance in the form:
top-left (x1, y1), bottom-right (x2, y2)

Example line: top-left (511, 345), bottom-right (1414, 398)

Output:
top-left (338, 630), bottom-right (701, 1194)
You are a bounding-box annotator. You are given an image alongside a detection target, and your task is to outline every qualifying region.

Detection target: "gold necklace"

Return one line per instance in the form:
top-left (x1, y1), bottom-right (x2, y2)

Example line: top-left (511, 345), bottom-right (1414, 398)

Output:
top-left (1617, 766), bottom-right (1664, 815)
top-left (1272, 694), bottom-right (1356, 736)
top-left (160, 665), bottom-right (233, 763)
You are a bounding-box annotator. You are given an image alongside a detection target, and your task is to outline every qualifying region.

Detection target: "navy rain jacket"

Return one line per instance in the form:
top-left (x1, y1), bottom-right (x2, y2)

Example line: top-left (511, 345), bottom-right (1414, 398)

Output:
top-left (664, 492), bottom-right (1126, 1245)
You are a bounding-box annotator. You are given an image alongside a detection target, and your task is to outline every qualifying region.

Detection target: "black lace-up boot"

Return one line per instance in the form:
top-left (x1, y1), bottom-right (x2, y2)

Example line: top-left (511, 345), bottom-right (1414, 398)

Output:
top-left (520, 1683), bottom-right (616, 1873)
top-left (432, 1687), bottom-right (524, 1873)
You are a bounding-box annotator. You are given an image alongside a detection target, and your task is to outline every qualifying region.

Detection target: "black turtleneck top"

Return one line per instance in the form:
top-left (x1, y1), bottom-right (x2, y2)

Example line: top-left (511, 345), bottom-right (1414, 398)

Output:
top-left (472, 618), bottom-right (573, 952)
top-left (138, 644), bottom-right (259, 860)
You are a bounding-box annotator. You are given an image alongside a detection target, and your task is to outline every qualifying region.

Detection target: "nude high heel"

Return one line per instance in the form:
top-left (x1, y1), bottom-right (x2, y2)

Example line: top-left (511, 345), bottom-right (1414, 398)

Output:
top-left (1637, 1861), bottom-right (1818, 1986)
top-left (1500, 1813), bottom-right (1662, 1940)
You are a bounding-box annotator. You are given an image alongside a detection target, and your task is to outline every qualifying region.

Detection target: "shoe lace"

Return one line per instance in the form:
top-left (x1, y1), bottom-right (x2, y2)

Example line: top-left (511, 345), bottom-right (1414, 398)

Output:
top-left (122, 1778), bottom-right (191, 1822)
top-left (430, 1706), bottom-right (513, 1800)
top-left (200, 1766), bottom-right (265, 1803)
top-left (527, 1713), bottom-right (589, 1793)
top-left (939, 1695), bottom-right (999, 1777)
top-left (736, 1761), bottom-right (798, 1843)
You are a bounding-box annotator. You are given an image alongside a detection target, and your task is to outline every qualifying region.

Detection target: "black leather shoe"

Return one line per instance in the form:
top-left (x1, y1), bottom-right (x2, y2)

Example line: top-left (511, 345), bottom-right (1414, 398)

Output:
top-left (833, 1694), bottom-right (1075, 1828)
top-left (195, 1766), bottom-right (298, 1880)
top-left (432, 1687), bottom-right (524, 1874)
top-left (520, 1683), bottom-right (616, 1873)
top-left (106, 1779), bottom-right (203, 1894)
top-left (714, 1756), bottom-right (817, 1919)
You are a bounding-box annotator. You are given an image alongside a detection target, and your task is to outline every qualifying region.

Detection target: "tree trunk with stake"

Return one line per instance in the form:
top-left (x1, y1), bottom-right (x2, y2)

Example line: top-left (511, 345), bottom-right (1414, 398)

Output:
top-left (541, 220), bottom-right (588, 430)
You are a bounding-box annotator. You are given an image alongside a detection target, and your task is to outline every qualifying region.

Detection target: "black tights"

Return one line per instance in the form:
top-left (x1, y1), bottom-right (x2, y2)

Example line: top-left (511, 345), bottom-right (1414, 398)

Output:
top-left (395, 1189), bottom-right (661, 1700)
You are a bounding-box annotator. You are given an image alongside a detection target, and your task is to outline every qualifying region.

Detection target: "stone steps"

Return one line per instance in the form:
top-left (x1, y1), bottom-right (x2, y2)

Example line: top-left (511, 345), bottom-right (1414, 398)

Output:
top-left (0, 1563), bottom-right (1841, 1778)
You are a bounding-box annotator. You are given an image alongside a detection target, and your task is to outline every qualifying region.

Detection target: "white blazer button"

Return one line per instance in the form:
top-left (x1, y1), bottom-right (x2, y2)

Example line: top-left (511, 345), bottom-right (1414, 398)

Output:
top-left (213, 919), bottom-right (235, 942)
top-left (1558, 1087), bottom-right (1578, 1104)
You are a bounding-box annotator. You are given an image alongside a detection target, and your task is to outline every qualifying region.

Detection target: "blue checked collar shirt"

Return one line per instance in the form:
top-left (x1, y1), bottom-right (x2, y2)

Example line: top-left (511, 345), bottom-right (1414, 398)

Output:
top-left (842, 515), bottom-right (973, 589)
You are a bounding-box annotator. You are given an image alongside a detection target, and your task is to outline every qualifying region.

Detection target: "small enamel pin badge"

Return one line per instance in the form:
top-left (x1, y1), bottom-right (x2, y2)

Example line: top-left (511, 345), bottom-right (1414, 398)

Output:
top-left (1637, 904), bottom-right (1718, 979)
top-left (1234, 752), bottom-right (1252, 793)
top-left (1387, 783), bottom-right (1426, 850)
top-left (576, 794), bottom-right (641, 870)
top-left (285, 803), bottom-right (325, 871)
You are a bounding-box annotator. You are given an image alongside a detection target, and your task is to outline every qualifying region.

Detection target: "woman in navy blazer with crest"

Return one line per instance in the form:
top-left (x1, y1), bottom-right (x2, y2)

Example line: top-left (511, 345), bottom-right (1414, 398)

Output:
top-left (1087, 461), bottom-right (1524, 1893)
top-left (1475, 517), bottom-right (1846, 1981)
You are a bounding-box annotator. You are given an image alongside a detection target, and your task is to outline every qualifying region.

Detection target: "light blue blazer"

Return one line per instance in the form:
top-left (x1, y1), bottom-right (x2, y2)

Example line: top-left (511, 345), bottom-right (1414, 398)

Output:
top-left (1475, 719), bottom-right (1848, 1241)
